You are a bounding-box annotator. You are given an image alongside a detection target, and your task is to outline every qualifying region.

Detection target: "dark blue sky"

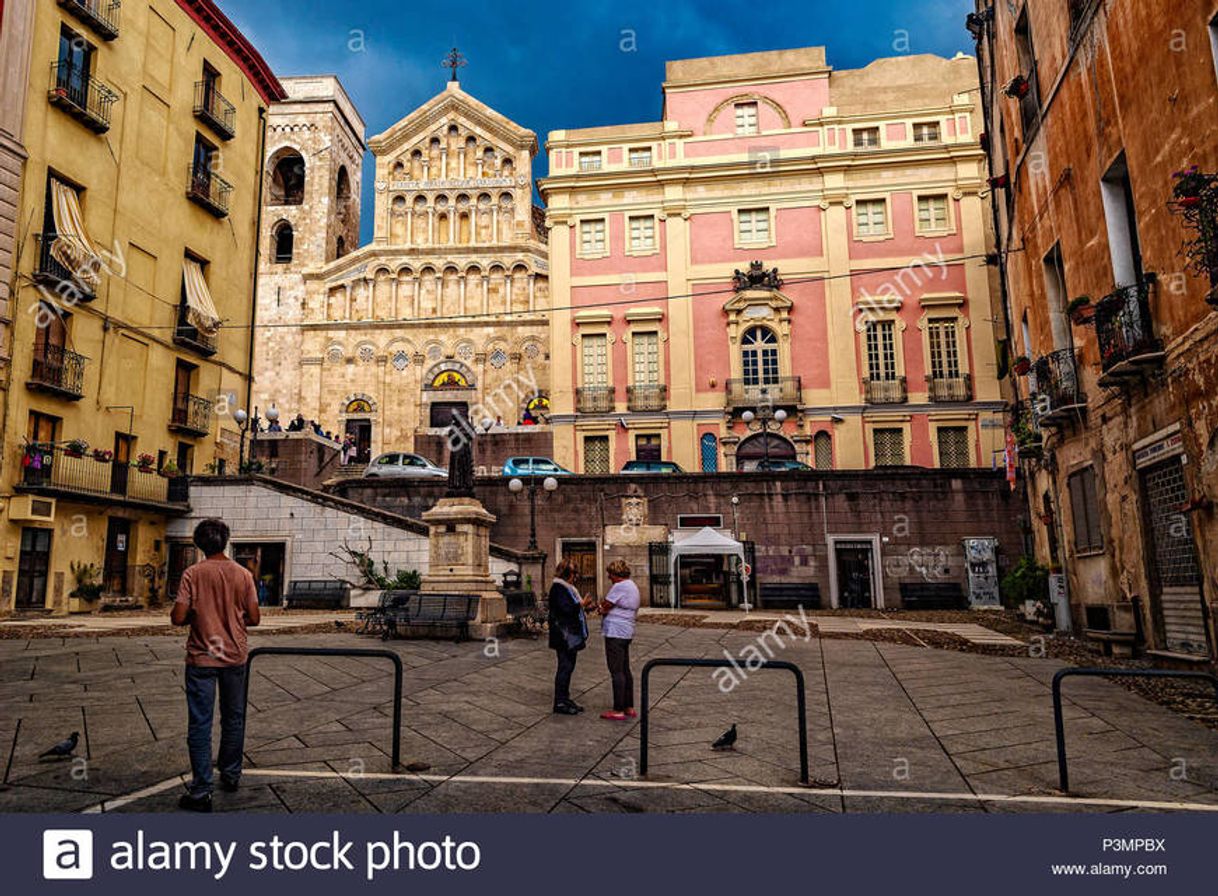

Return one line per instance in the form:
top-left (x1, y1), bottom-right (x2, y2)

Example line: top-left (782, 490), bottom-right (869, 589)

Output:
top-left (218, 0), bottom-right (974, 242)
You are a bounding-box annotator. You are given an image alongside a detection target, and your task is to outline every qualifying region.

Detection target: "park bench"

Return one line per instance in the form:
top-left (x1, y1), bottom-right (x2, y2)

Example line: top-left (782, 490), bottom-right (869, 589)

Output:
top-left (285, 579), bottom-right (350, 609)
top-left (383, 593), bottom-right (478, 642)
top-left (898, 582), bottom-right (966, 610)
top-left (759, 582), bottom-right (822, 611)
top-left (356, 589), bottom-right (416, 636)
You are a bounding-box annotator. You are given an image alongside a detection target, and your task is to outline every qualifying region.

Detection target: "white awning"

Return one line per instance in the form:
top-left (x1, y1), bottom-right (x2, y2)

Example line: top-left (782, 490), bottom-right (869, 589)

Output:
top-left (668, 527), bottom-right (751, 611)
top-left (49, 180), bottom-right (103, 290)
top-left (182, 258), bottom-right (221, 336)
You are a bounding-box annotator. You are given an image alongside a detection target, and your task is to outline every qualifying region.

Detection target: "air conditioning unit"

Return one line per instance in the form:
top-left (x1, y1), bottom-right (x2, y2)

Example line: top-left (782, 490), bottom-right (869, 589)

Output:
top-left (10, 495), bottom-right (56, 522)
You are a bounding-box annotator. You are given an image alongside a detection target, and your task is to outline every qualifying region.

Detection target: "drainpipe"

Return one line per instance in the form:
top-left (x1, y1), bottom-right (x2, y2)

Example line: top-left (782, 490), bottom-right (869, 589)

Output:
top-left (244, 106), bottom-right (269, 426)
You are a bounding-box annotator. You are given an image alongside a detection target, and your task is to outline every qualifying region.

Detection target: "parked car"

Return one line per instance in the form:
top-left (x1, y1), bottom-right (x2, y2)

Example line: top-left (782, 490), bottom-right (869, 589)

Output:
top-left (748, 459), bottom-right (815, 472)
top-left (502, 457), bottom-right (573, 477)
top-left (364, 452), bottom-right (447, 479)
top-left (621, 460), bottom-right (685, 474)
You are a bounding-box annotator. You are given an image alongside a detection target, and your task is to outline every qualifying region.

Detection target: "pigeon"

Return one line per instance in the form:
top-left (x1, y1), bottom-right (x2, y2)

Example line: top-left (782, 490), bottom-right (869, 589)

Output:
top-left (39, 732), bottom-right (79, 759)
top-left (711, 724), bottom-right (737, 751)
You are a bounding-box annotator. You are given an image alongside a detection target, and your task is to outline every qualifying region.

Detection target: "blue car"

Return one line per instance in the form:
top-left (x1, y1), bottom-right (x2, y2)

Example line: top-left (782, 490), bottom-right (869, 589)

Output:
top-left (502, 456), bottom-right (574, 477)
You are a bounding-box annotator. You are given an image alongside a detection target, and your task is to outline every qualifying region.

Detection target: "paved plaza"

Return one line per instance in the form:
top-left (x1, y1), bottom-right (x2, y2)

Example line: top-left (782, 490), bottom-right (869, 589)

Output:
top-left (2, 622), bottom-right (1217, 814)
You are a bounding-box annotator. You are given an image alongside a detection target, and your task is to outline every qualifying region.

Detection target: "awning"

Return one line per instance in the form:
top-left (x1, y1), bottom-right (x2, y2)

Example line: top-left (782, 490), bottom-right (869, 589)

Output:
top-left (182, 258), bottom-right (221, 336)
top-left (49, 180), bottom-right (103, 290)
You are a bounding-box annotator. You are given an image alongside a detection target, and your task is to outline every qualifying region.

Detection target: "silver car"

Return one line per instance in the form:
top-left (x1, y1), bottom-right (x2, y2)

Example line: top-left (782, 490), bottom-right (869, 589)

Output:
top-left (363, 452), bottom-right (447, 479)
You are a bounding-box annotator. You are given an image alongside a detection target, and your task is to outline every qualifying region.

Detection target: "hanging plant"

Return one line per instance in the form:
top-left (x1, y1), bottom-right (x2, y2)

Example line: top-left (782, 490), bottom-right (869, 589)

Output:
top-left (1003, 75), bottom-right (1031, 99)
top-left (1013, 355), bottom-right (1032, 376)
top-left (1169, 166), bottom-right (1218, 305)
top-left (1066, 296), bottom-right (1094, 325)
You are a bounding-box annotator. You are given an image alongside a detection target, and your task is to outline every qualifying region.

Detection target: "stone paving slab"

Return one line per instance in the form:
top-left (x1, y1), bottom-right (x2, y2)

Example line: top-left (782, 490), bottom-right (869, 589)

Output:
top-left (2, 624), bottom-right (1217, 815)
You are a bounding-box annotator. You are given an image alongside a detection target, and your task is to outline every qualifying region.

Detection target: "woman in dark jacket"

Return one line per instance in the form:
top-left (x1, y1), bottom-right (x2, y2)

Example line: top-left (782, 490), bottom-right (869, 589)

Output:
top-left (548, 558), bottom-right (592, 714)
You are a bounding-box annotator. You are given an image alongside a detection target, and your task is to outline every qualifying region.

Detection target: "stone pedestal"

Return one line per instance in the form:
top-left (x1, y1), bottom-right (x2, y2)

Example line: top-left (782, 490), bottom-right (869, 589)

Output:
top-left (420, 496), bottom-right (506, 636)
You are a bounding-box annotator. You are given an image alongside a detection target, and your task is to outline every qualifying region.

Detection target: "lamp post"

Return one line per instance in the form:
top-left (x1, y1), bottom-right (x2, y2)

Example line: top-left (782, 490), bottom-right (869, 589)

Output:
top-left (233, 405), bottom-right (279, 474)
top-left (509, 475), bottom-right (558, 552)
top-left (741, 407), bottom-right (788, 467)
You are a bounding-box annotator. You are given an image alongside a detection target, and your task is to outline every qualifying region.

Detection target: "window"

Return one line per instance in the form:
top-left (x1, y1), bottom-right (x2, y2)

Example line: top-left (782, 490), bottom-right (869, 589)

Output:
top-left (1211, 13), bottom-right (1218, 86)
top-left (628, 147), bottom-right (652, 167)
top-left (853, 127), bottom-right (880, 149)
top-left (635, 434), bottom-right (662, 462)
top-left (270, 151), bottom-right (305, 205)
top-left (916, 194), bottom-right (950, 232)
top-left (700, 433), bottom-right (719, 472)
top-left (734, 101), bottom-right (759, 135)
top-left (336, 166), bottom-right (351, 202)
top-left (628, 215), bottom-right (656, 252)
top-left (578, 152), bottom-right (602, 171)
top-left (937, 427), bottom-right (971, 469)
top-left (1099, 153), bottom-right (1143, 288)
top-left (1068, 466), bottom-right (1104, 553)
top-left (814, 431), bottom-right (833, 470)
top-left (913, 121), bottom-right (941, 143)
top-left (579, 218), bottom-right (606, 255)
top-left (273, 222), bottom-right (294, 263)
top-left (27, 411), bottom-right (61, 445)
top-left (927, 318), bottom-right (961, 379)
top-left (584, 435), bottom-right (610, 474)
top-left (873, 428), bottom-right (905, 466)
top-left (190, 134), bottom-right (217, 190)
top-left (1042, 244), bottom-right (1071, 350)
top-left (741, 326), bottom-right (779, 386)
top-left (737, 207), bottom-right (770, 243)
top-left (865, 321), bottom-right (898, 381)
top-left (57, 25), bottom-right (94, 101)
top-left (632, 331), bottom-right (660, 385)
top-left (581, 333), bottom-right (608, 386)
top-left (1014, 9), bottom-right (1042, 135)
top-left (855, 199), bottom-right (887, 237)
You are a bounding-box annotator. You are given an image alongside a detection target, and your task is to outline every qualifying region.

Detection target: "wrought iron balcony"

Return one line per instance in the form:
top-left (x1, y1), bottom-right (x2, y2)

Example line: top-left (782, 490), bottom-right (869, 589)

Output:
top-left (18, 443), bottom-right (189, 511)
top-left (927, 374), bottom-right (972, 402)
top-left (194, 81), bottom-right (236, 140)
top-left (1095, 283), bottom-right (1165, 386)
top-left (174, 306), bottom-right (218, 356)
top-left (1030, 348), bottom-right (1086, 425)
top-left (627, 383), bottom-right (667, 412)
top-left (28, 345), bottom-right (87, 400)
top-left (576, 386), bottom-right (615, 414)
top-left (58, 0), bottom-right (122, 40)
top-left (47, 63), bottom-right (117, 133)
top-left (186, 165), bottom-right (232, 218)
top-left (725, 376), bottom-right (802, 410)
top-left (170, 394), bottom-right (214, 437)
top-left (863, 376), bottom-right (907, 405)
top-left (33, 234), bottom-right (97, 301)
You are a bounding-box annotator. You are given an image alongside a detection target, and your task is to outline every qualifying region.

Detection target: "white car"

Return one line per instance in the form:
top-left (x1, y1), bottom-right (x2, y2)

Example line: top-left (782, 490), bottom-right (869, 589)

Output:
top-left (363, 452), bottom-right (447, 479)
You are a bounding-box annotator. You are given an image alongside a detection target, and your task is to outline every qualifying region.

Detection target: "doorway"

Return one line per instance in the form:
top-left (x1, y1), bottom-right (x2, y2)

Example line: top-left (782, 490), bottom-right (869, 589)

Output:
top-left (430, 401), bottom-right (469, 429)
top-left (1140, 457), bottom-right (1209, 655)
top-left (232, 542), bottom-right (287, 606)
top-left (343, 418), bottom-right (373, 464)
top-left (16, 528), bottom-right (53, 609)
top-left (736, 432), bottom-right (797, 471)
top-left (103, 517), bottom-right (131, 595)
top-left (560, 540), bottom-right (599, 595)
top-left (832, 538), bottom-right (878, 609)
top-left (111, 432), bottom-right (134, 495)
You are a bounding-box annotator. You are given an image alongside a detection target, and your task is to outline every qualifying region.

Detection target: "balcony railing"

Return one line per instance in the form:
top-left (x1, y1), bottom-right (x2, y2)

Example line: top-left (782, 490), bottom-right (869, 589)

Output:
top-left (627, 383), bottom-right (667, 412)
top-left (58, 0), bottom-right (122, 40)
top-left (34, 234), bottom-right (97, 301)
top-left (170, 393), bottom-right (214, 437)
top-left (863, 376), bottom-right (907, 405)
top-left (194, 81), bottom-right (236, 140)
top-left (28, 345), bottom-right (87, 400)
top-left (19, 443), bottom-right (189, 510)
top-left (725, 376), bottom-right (802, 410)
top-left (47, 63), bottom-right (117, 133)
top-left (576, 386), bottom-right (615, 414)
top-left (174, 308), bottom-right (218, 356)
top-left (1095, 282), bottom-right (1165, 386)
top-left (927, 374), bottom-right (972, 402)
top-left (1030, 348), bottom-right (1086, 425)
top-left (186, 165), bottom-right (232, 218)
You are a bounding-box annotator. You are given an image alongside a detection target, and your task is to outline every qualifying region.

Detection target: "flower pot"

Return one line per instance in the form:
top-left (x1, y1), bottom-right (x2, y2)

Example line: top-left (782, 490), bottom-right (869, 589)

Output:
top-left (1177, 195), bottom-right (1201, 208)
top-left (1069, 306), bottom-right (1095, 326)
top-left (1013, 359), bottom-right (1032, 376)
top-left (65, 450), bottom-right (83, 459)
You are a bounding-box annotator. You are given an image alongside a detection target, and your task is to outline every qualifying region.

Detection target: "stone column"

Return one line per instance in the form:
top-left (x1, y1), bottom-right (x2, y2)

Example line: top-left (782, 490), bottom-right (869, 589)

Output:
top-left (459, 277), bottom-right (467, 316)
top-left (528, 273), bottom-right (536, 311)
top-left (481, 275), bottom-right (490, 314)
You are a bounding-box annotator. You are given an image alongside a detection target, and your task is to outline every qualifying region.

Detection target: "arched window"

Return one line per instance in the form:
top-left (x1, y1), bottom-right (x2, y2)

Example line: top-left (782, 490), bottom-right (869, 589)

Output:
top-left (336, 166), bottom-right (351, 202)
top-left (335, 236), bottom-right (346, 258)
top-left (741, 326), bottom-right (779, 386)
top-left (270, 151), bottom-right (305, 205)
top-left (700, 433), bottom-right (719, 472)
top-left (814, 431), bottom-right (833, 470)
top-left (273, 222), bottom-right (294, 263)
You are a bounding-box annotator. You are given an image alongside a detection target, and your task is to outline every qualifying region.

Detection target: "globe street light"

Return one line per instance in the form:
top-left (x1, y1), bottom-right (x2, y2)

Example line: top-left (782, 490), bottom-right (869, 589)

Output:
top-left (742, 406), bottom-right (788, 467)
top-left (509, 475), bottom-right (558, 551)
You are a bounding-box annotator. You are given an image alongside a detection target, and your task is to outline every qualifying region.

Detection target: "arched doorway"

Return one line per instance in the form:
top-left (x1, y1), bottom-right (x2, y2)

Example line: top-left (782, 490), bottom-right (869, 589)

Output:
top-left (342, 398), bottom-right (374, 464)
top-left (735, 432), bottom-right (795, 471)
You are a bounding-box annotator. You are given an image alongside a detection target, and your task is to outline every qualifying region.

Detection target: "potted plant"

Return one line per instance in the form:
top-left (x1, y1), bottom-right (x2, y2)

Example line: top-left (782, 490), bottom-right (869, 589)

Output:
top-left (159, 460), bottom-right (180, 478)
top-left (1013, 355), bottom-right (1032, 376)
top-left (1168, 166), bottom-right (1218, 307)
top-left (328, 537), bottom-right (422, 608)
top-left (69, 562), bottom-right (104, 603)
top-left (65, 438), bottom-right (89, 458)
top-left (1003, 74), bottom-right (1031, 99)
top-left (91, 448), bottom-right (113, 463)
top-left (1172, 166), bottom-right (1208, 203)
top-left (1066, 296), bottom-right (1094, 325)
top-left (135, 453), bottom-right (156, 473)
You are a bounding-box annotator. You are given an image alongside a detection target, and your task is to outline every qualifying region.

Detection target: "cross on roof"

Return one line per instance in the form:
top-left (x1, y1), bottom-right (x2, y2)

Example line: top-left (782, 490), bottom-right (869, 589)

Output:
top-left (442, 47), bottom-right (467, 82)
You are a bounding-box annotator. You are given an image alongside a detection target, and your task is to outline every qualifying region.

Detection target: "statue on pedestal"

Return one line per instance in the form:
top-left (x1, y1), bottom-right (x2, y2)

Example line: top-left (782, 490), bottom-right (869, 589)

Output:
top-left (446, 413), bottom-right (476, 499)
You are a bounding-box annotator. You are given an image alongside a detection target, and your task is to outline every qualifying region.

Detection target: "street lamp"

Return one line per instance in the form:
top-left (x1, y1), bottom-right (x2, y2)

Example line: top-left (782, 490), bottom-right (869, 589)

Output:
top-left (509, 474), bottom-right (558, 552)
top-left (234, 405), bottom-right (278, 474)
top-left (741, 407), bottom-right (788, 467)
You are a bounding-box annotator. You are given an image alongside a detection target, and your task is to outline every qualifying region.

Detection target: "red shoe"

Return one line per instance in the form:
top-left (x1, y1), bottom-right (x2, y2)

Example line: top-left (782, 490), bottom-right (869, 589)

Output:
top-left (600, 711), bottom-right (629, 721)
top-left (624, 709), bottom-right (638, 718)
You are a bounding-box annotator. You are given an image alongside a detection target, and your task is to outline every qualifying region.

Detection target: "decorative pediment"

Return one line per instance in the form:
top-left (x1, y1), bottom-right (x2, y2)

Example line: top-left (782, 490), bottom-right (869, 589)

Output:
top-left (723, 287), bottom-right (793, 316)
top-left (368, 85), bottom-right (538, 158)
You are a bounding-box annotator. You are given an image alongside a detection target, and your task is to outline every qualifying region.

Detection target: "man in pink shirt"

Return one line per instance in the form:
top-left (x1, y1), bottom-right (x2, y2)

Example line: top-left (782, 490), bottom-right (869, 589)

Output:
top-left (170, 518), bottom-right (260, 812)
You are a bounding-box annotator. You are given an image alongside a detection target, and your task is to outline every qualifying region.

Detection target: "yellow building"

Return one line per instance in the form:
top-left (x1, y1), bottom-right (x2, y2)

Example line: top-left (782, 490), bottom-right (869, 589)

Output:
top-left (0, 0), bottom-right (284, 614)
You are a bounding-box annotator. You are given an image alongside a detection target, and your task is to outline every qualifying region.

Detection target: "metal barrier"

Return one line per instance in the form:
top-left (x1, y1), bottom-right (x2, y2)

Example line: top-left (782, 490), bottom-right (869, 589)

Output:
top-left (244, 646), bottom-right (404, 769)
top-left (640, 658), bottom-right (809, 785)
top-left (1052, 667), bottom-right (1218, 793)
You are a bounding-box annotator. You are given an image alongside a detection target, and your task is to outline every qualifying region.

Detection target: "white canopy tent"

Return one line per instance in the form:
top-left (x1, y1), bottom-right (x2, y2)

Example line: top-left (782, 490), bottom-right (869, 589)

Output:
top-left (668, 527), bottom-right (751, 610)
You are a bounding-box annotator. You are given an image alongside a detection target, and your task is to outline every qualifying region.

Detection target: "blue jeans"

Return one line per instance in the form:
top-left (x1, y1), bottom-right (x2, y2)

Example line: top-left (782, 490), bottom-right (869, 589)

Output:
top-left (185, 664), bottom-right (247, 797)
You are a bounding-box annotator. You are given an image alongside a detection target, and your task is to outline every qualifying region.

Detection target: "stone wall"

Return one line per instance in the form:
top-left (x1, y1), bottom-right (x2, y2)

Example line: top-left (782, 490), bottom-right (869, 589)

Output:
top-left (331, 469), bottom-right (1025, 607)
top-left (414, 426), bottom-right (555, 473)
top-left (251, 431), bottom-right (344, 491)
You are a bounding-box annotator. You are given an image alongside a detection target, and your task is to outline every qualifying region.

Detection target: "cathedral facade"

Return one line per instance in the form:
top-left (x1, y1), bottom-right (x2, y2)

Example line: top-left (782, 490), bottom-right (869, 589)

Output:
top-left (254, 78), bottom-right (550, 463)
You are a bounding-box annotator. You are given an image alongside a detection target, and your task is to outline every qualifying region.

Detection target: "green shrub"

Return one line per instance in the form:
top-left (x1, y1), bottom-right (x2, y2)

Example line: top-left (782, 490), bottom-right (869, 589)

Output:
top-left (1000, 555), bottom-right (1049, 609)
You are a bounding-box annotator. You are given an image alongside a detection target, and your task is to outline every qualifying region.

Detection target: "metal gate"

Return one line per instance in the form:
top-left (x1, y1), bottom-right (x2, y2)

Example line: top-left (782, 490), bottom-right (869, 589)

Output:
top-left (1140, 458), bottom-right (1208, 655)
top-left (648, 541), bottom-right (672, 608)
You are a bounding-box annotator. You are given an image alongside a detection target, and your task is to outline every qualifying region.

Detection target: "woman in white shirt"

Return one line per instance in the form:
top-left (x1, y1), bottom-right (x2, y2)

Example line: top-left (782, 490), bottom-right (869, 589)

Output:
top-left (598, 559), bottom-right (641, 720)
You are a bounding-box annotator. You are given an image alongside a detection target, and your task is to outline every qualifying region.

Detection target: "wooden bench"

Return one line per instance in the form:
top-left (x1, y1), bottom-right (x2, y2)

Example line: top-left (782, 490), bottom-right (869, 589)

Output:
top-left (356, 590), bottom-right (415, 636)
top-left (760, 582), bottom-right (822, 610)
top-left (899, 582), bottom-right (966, 610)
top-left (285, 579), bottom-right (350, 609)
top-left (383, 593), bottom-right (478, 642)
